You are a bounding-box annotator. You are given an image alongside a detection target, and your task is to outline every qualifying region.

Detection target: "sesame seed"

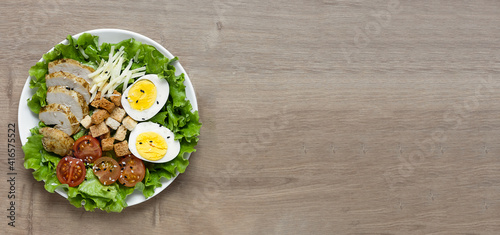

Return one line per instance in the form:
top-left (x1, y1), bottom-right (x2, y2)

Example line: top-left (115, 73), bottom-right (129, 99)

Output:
top-left (140, 89), bottom-right (145, 93)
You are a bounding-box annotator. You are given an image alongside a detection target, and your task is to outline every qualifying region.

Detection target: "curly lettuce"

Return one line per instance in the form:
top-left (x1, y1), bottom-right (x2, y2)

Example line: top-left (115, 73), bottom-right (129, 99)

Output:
top-left (23, 33), bottom-right (201, 212)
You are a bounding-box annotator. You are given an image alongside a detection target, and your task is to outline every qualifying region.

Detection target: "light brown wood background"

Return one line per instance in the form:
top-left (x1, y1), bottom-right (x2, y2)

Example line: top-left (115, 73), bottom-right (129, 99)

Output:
top-left (2, 0), bottom-right (500, 234)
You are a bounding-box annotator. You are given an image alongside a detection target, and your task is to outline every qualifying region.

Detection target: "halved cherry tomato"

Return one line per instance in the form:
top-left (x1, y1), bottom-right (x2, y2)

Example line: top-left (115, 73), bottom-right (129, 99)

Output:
top-left (56, 156), bottom-right (86, 187)
top-left (93, 157), bottom-right (120, 186)
top-left (118, 154), bottom-right (146, 187)
top-left (73, 135), bottom-right (102, 163)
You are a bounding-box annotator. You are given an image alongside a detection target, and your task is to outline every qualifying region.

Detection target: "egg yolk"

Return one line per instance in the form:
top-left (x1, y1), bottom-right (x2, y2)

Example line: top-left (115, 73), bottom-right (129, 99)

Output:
top-left (135, 132), bottom-right (168, 161)
top-left (127, 80), bottom-right (157, 110)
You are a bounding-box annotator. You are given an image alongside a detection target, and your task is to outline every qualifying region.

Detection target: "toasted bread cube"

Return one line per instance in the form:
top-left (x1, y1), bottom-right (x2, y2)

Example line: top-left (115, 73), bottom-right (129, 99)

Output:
top-left (99, 130), bottom-right (111, 140)
top-left (91, 109), bottom-right (110, 125)
top-left (114, 141), bottom-right (131, 157)
top-left (109, 107), bottom-right (126, 122)
top-left (110, 90), bottom-right (121, 107)
top-left (105, 117), bottom-right (120, 130)
top-left (114, 125), bottom-right (127, 141)
top-left (100, 98), bottom-right (116, 113)
top-left (80, 115), bottom-right (92, 129)
top-left (90, 91), bottom-right (102, 108)
top-left (122, 116), bottom-right (137, 131)
top-left (89, 122), bottom-right (109, 138)
top-left (101, 137), bottom-right (115, 151)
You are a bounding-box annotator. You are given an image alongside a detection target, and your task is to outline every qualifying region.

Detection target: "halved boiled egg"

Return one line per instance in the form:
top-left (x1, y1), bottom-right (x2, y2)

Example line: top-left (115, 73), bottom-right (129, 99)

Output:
top-left (121, 74), bottom-right (169, 121)
top-left (128, 122), bottom-right (180, 163)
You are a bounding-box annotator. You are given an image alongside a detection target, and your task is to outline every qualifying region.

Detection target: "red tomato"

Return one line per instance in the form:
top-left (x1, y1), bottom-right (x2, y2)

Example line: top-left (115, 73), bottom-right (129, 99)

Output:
top-left (118, 154), bottom-right (146, 187)
top-left (56, 156), bottom-right (86, 187)
top-left (73, 135), bottom-right (102, 163)
top-left (92, 157), bottom-right (120, 186)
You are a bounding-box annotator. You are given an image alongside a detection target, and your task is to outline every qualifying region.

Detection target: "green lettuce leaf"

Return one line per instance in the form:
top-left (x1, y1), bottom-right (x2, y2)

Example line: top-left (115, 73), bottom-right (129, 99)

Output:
top-left (27, 61), bottom-right (48, 114)
top-left (65, 168), bottom-right (132, 212)
top-left (72, 128), bottom-right (87, 141)
top-left (54, 35), bottom-right (85, 62)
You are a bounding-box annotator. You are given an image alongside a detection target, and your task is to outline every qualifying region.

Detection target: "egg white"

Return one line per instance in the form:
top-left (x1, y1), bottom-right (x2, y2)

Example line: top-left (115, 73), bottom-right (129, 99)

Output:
top-left (121, 74), bottom-right (169, 121)
top-left (128, 122), bottom-right (180, 163)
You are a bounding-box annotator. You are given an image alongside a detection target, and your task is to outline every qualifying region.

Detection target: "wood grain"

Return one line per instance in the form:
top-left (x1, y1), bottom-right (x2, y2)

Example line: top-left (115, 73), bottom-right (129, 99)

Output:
top-left (2, 0), bottom-right (500, 234)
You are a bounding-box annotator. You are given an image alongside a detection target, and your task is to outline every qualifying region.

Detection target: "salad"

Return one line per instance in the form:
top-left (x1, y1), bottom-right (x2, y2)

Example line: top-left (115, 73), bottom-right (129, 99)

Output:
top-left (22, 32), bottom-right (201, 212)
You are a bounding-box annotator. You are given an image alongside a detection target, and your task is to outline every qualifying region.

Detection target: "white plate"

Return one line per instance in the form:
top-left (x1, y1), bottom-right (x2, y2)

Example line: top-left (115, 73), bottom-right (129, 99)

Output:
top-left (18, 29), bottom-right (198, 207)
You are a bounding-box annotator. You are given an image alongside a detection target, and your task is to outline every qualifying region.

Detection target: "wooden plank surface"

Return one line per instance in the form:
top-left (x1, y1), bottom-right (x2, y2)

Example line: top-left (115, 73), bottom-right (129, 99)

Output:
top-left (2, 0), bottom-right (500, 234)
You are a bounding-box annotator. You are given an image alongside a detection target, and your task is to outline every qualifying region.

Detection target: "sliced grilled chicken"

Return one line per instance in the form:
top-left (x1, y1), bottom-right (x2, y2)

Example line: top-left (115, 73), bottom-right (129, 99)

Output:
top-left (46, 86), bottom-right (89, 121)
top-left (39, 103), bottom-right (80, 135)
top-left (46, 71), bottom-right (91, 103)
top-left (39, 127), bottom-right (75, 156)
top-left (48, 58), bottom-right (95, 85)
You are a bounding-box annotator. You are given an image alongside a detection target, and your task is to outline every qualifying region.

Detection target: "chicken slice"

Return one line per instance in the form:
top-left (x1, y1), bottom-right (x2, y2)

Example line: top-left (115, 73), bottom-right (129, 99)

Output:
top-left (39, 127), bottom-right (75, 156)
top-left (46, 71), bottom-right (91, 103)
top-left (39, 103), bottom-right (80, 135)
top-left (46, 86), bottom-right (89, 121)
top-left (48, 58), bottom-right (95, 85)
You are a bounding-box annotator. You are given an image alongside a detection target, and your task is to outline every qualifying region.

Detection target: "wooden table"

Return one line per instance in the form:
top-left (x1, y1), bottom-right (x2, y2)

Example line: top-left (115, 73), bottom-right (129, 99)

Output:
top-left (3, 0), bottom-right (500, 234)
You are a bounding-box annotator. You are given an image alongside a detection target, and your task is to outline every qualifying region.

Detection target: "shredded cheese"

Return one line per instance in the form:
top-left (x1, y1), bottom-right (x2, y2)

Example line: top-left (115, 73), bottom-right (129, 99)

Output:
top-left (88, 46), bottom-right (146, 102)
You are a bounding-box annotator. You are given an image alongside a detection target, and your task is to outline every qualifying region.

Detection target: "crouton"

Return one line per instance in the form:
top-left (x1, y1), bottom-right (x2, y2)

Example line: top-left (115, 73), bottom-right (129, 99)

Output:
top-left (114, 141), bottom-right (131, 157)
top-left (99, 130), bottom-right (111, 140)
top-left (109, 107), bottom-right (126, 122)
top-left (101, 138), bottom-right (115, 151)
top-left (89, 122), bottom-right (109, 138)
top-left (90, 91), bottom-right (102, 108)
top-left (105, 117), bottom-right (120, 130)
top-left (114, 125), bottom-right (127, 141)
top-left (122, 116), bottom-right (137, 131)
top-left (110, 90), bottom-right (121, 107)
top-left (91, 109), bottom-right (110, 125)
top-left (100, 98), bottom-right (115, 113)
top-left (80, 115), bottom-right (92, 129)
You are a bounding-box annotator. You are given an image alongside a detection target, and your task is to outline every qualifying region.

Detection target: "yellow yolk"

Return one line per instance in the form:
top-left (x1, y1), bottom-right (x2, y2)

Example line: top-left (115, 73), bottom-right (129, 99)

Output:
top-left (127, 80), bottom-right (157, 110)
top-left (135, 132), bottom-right (168, 161)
